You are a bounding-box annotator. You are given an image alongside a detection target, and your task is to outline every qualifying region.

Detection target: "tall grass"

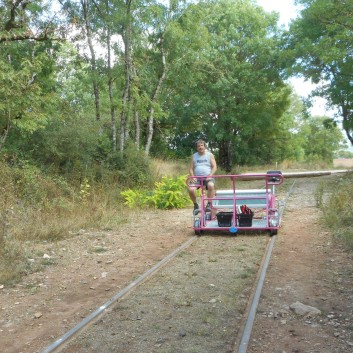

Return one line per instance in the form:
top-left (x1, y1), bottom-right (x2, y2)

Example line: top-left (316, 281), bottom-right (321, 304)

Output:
top-left (317, 172), bottom-right (353, 249)
top-left (151, 158), bottom-right (189, 177)
top-left (0, 160), bottom-right (145, 284)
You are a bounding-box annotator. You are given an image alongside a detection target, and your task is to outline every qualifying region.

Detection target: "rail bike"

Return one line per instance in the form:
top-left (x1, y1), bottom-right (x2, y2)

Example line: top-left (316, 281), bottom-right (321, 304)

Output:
top-left (186, 171), bottom-right (284, 236)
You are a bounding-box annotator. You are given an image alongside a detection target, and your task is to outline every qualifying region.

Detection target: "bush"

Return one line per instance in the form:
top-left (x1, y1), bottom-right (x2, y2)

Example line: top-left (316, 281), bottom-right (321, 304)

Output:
top-left (121, 175), bottom-right (190, 209)
top-left (108, 143), bottom-right (155, 188)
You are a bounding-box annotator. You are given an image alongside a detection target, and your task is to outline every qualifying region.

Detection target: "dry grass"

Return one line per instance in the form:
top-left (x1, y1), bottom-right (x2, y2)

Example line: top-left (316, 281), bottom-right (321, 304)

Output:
top-left (151, 158), bottom-right (189, 178)
top-left (320, 172), bottom-right (353, 249)
top-left (333, 158), bottom-right (353, 168)
top-left (0, 158), bottom-right (188, 283)
top-left (0, 172), bottom-right (134, 284)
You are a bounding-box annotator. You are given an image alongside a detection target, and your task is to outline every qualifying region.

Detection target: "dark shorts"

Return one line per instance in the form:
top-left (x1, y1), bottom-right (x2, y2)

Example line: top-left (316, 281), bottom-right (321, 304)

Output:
top-left (189, 178), bottom-right (215, 191)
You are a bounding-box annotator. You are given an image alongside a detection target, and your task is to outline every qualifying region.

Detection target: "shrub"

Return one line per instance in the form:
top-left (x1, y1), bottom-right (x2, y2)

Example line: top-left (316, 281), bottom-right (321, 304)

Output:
top-left (121, 175), bottom-right (190, 209)
top-left (108, 143), bottom-right (155, 188)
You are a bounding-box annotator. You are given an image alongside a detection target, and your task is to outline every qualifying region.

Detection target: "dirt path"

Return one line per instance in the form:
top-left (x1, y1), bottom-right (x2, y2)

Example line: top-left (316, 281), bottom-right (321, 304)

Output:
top-left (0, 209), bottom-right (192, 353)
top-left (0, 175), bottom-right (352, 353)
top-left (247, 176), bottom-right (353, 353)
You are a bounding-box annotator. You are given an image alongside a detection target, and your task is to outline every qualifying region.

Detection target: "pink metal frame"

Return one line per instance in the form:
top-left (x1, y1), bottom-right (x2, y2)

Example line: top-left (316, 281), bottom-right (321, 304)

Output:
top-left (186, 173), bottom-right (284, 234)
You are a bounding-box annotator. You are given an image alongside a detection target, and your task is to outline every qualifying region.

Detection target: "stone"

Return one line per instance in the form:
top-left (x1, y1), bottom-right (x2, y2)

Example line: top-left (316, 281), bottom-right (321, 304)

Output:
top-left (289, 301), bottom-right (321, 317)
top-left (34, 312), bottom-right (42, 319)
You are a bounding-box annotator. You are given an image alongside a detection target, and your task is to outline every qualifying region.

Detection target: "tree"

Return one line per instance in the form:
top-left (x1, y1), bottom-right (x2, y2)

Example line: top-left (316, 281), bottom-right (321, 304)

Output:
top-left (59, 0), bottom-right (103, 121)
top-left (0, 0), bottom-right (63, 150)
top-left (161, 0), bottom-right (291, 169)
top-left (299, 116), bottom-right (345, 162)
top-left (287, 0), bottom-right (353, 146)
top-left (0, 0), bottom-right (60, 43)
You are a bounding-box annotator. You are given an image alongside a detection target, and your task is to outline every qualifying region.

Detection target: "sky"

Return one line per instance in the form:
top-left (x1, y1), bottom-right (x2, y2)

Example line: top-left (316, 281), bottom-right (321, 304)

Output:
top-left (255, 0), bottom-right (337, 118)
top-left (256, 0), bottom-right (300, 27)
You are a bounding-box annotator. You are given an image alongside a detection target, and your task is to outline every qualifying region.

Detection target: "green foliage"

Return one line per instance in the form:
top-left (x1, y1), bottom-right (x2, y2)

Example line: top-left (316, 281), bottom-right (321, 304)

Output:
top-left (160, 0), bottom-right (291, 169)
top-left (287, 0), bottom-right (353, 148)
top-left (121, 175), bottom-right (190, 209)
top-left (149, 175), bottom-right (190, 209)
top-left (335, 150), bottom-right (353, 159)
top-left (79, 178), bottom-right (91, 200)
top-left (120, 189), bottom-right (146, 209)
top-left (0, 159), bottom-right (73, 207)
top-left (0, 39), bottom-right (59, 150)
top-left (300, 116), bottom-right (344, 163)
top-left (109, 143), bottom-right (155, 188)
top-left (0, 56), bottom-right (49, 134)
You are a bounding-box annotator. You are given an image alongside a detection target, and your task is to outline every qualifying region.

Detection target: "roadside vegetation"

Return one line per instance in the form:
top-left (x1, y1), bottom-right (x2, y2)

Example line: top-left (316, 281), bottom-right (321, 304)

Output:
top-left (315, 171), bottom-right (353, 250)
top-left (1, 155), bottom-right (352, 284)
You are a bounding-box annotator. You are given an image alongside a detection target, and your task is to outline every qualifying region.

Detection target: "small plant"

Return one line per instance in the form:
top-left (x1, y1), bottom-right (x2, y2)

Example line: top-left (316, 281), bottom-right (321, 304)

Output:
top-left (314, 181), bottom-right (325, 208)
top-left (239, 267), bottom-right (256, 279)
top-left (0, 239), bottom-right (28, 284)
top-left (90, 246), bottom-right (108, 253)
top-left (41, 257), bottom-right (55, 266)
top-left (120, 189), bottom-right (145, 209)
top-left (79, 178), bottom-right (91, 200)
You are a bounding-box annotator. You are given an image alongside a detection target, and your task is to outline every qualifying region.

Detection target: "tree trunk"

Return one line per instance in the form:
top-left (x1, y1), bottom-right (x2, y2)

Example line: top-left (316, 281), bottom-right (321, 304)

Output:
top-left (82, 0), bottom-right (101, 121)
top-left (342, 103), bottom-right (353, 146)
top-left (145, 34), bottom-right (167, 155)
top-left (219, 139), bottom-right (232, 172)
top-left (0, 119), bottom-right (11, 152)
top-left (119, 0), bottom-right (133, 152)
top-left (103, 0), bottom-right (117, 150)
top-left (134, 109), bottom-right (140, 147)
top-left (106, 27), bottom-right (117, 151)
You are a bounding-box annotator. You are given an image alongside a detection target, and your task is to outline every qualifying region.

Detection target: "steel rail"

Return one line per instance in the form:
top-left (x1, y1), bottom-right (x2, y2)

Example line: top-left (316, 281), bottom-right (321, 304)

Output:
top-left (236, 180), bottom-right (296, 353)
top-left (41, 236), bottom-right (198, 353)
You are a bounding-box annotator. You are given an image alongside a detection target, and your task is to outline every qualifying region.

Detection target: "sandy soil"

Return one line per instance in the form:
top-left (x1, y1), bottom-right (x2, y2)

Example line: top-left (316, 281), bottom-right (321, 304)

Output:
top-left (0, 175), bottom-right (352, 353)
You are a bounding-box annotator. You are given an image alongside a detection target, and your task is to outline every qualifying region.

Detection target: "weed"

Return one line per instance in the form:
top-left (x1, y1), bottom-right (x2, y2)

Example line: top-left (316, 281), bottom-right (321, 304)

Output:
top-left (176, 251), bottom-right (191, 258)
top-left (236, 247), bottom-right (247, 252)
top-left (239, 267), bottom-right (256, 279)
top-left (41, 258), bottom-right (55, 266)
top-left (201, 314), bottom-right (213, 324)
top-left (90, 246), bottom-right (108, 253)
top-left (314, 181), bottom-right (325, 208)
top-left (0, 239), bottom-right (28, 284)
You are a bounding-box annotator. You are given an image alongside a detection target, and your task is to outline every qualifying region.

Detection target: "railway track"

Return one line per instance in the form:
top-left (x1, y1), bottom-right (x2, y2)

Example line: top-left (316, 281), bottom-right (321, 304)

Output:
top-left (40, 180), bottom-right (295, 353)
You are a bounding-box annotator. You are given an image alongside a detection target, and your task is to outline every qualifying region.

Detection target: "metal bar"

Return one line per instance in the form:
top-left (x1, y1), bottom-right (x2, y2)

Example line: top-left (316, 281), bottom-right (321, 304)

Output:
top-left (236, 180), bottom-right (296, 353)
top-left (237, 236), bottom-right (276, 353)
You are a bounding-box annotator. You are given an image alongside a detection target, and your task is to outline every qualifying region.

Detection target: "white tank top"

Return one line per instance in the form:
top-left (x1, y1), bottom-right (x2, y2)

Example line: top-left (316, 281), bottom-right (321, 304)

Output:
top-left (193, 152), bottom-right (212, 176)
